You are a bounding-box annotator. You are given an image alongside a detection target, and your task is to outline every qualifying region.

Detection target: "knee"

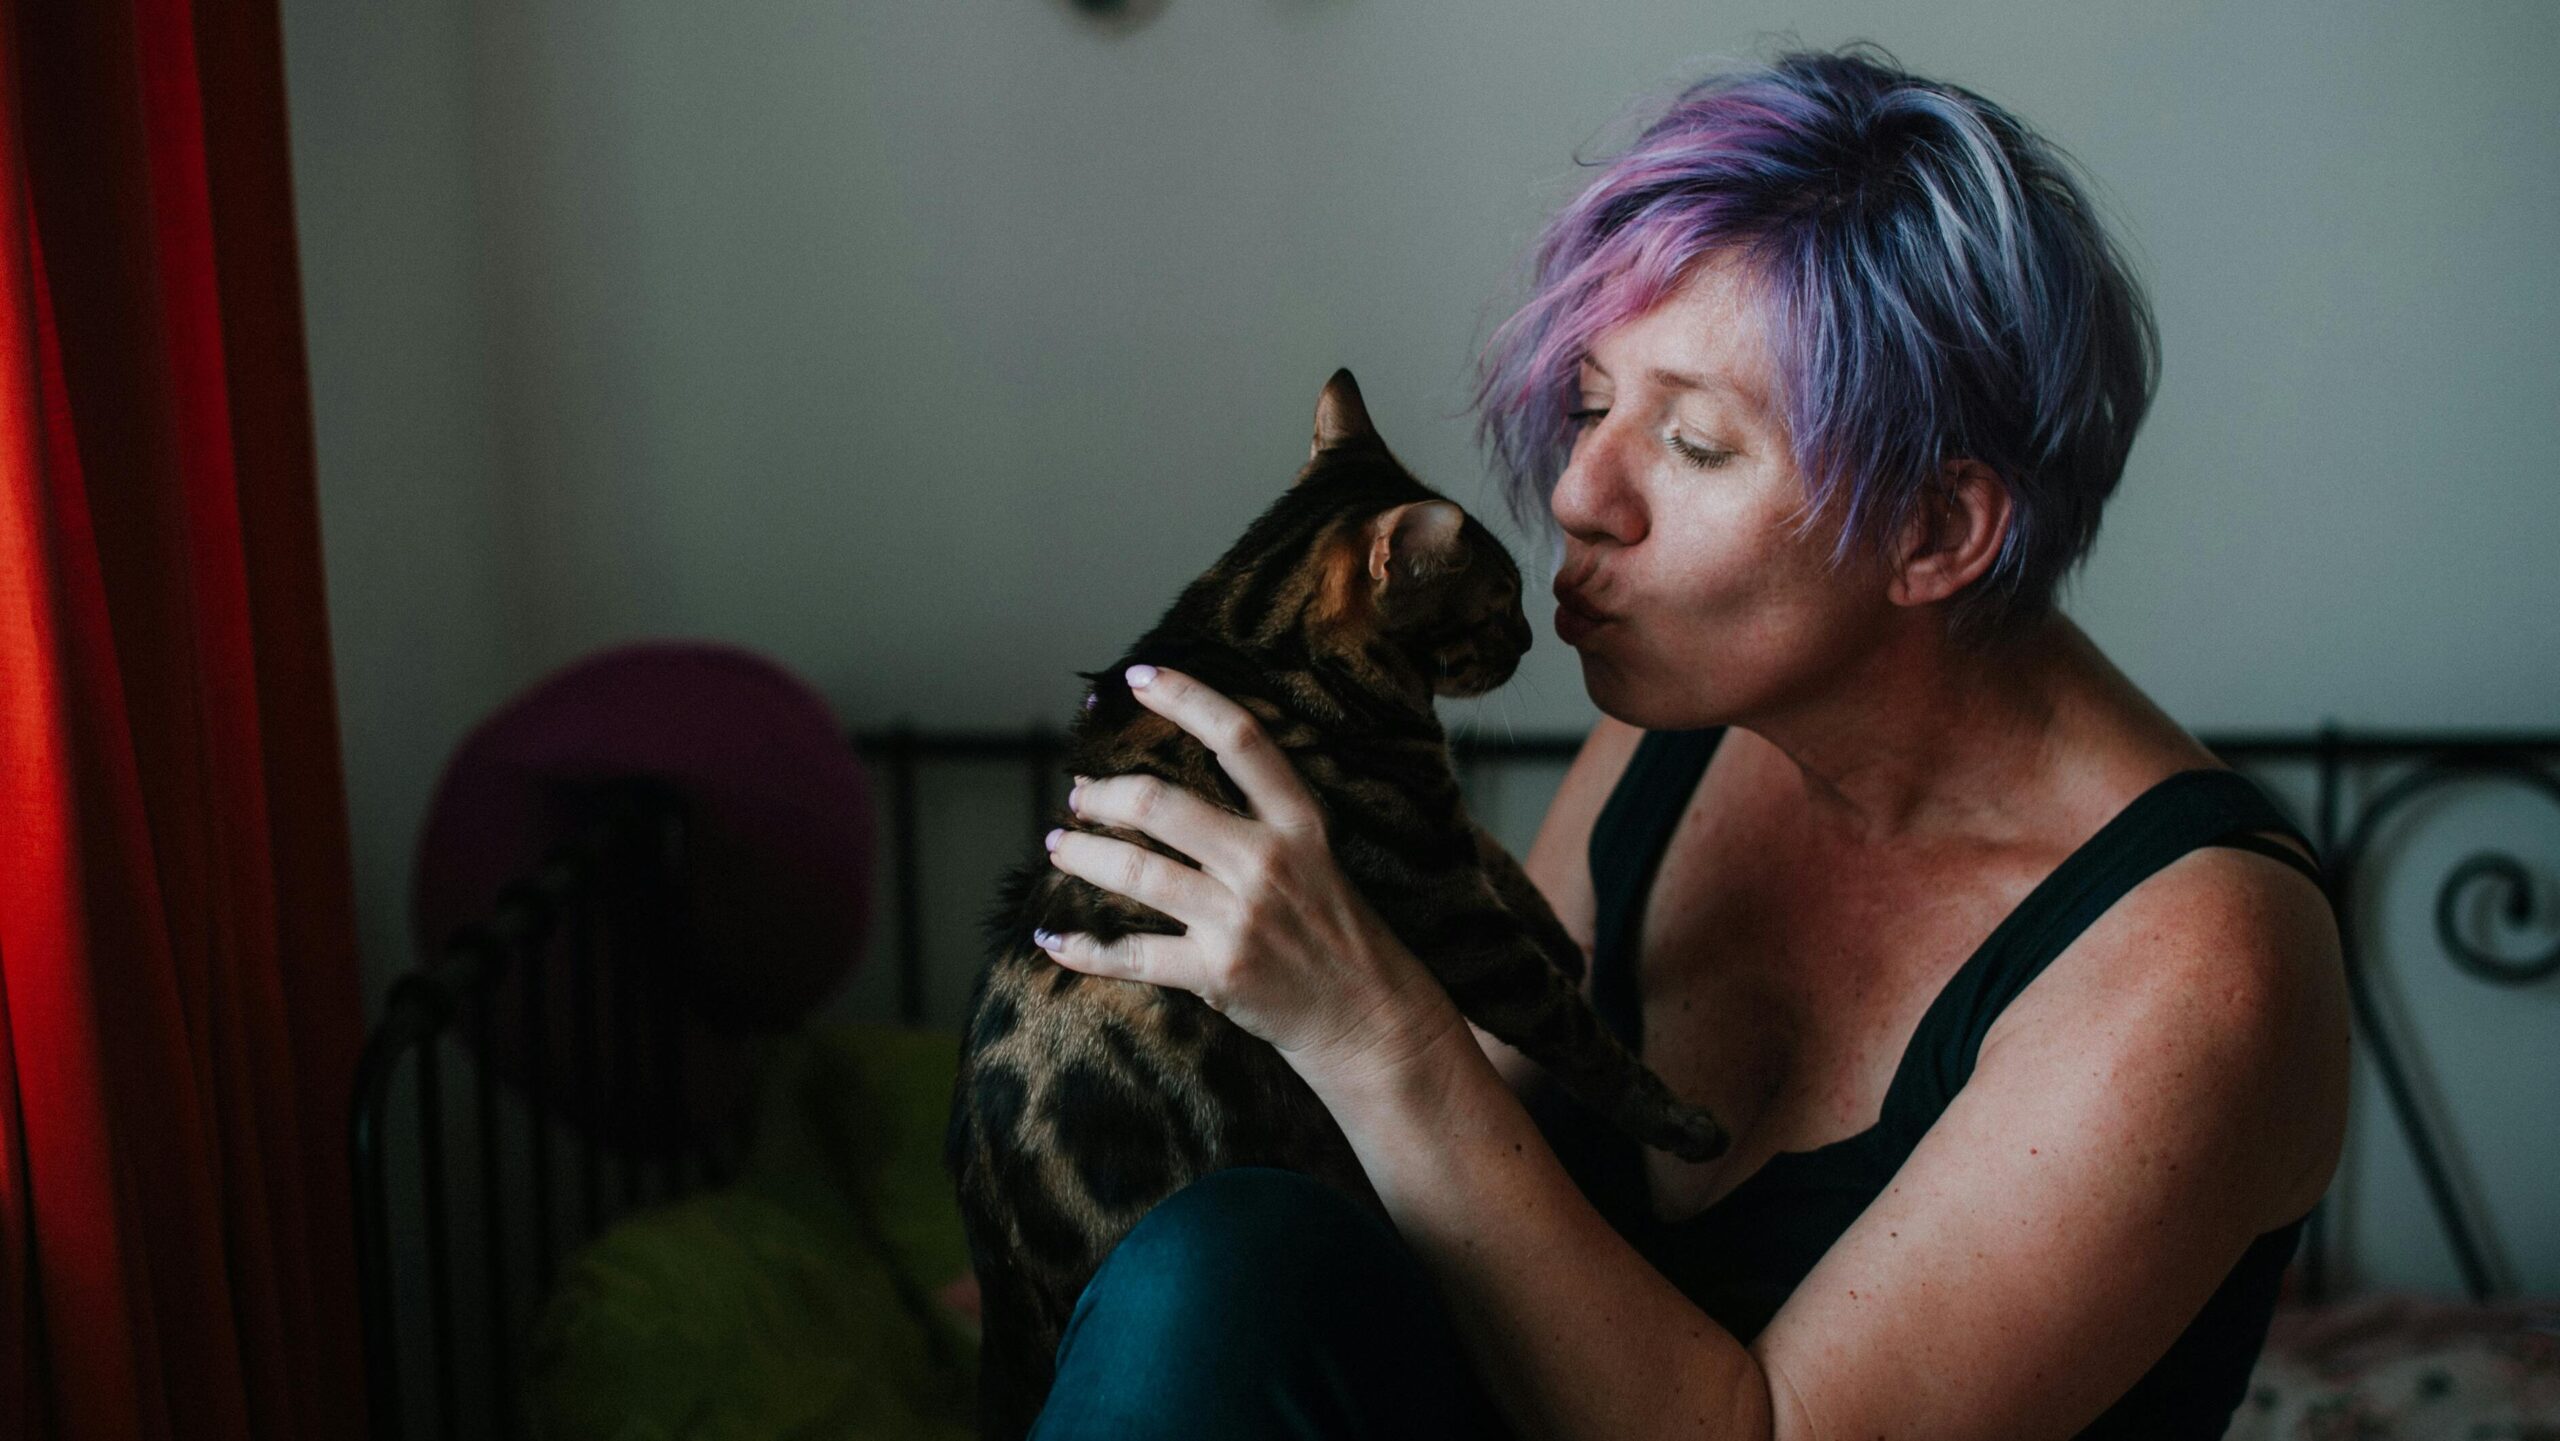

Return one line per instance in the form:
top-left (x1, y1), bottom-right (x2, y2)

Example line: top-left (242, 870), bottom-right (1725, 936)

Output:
top-left (1135, 1167), bottom-right (1387, 1260)
top-left (1038, 1168), bottom-right (1497, 1441)
top-left (1077, 1166), bottom-right (1419, 1338)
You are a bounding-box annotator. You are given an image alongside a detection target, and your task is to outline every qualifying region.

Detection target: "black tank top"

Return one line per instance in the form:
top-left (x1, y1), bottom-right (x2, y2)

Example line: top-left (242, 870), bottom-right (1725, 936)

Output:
top-left (1528, 727), bottom-right (2323, 1439)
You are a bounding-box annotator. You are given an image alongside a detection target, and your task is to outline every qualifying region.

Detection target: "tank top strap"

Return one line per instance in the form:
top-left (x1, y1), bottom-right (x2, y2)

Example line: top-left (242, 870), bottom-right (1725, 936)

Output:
top-left (1587, 727), bottom-right (1726, 1048)
top-left (1897, 768), bottom-right (2325, 1122)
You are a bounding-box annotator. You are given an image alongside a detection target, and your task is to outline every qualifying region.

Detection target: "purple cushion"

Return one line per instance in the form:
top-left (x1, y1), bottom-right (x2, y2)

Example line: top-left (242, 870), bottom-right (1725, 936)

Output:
top-left (410, 641), bottom-right (873, 1140)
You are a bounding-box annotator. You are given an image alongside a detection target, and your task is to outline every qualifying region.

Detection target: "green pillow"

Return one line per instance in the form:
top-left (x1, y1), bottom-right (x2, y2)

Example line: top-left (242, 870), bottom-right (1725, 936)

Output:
top-left (763, 1022), bottom-right (975, 1299)
top-left (523, 1023), bottom-right (977, 1441)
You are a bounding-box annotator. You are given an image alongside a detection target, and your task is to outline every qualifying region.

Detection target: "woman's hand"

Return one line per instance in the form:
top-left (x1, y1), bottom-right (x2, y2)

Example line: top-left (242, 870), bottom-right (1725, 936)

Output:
top-left (1036, 664), bottom-right (1464, 1086)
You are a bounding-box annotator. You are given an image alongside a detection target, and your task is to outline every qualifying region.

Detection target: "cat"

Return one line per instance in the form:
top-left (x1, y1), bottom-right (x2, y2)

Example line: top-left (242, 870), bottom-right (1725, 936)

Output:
top-left (943, 368), bottom-right (1729, 1440)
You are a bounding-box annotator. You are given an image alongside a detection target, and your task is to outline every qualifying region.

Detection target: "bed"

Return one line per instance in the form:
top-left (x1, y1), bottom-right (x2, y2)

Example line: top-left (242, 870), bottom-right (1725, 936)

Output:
top-left (352, 723), bottom-right (2560, 1439)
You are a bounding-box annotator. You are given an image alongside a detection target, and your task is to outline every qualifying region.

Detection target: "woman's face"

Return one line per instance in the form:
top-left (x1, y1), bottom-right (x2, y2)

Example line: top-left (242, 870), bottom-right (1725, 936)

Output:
top-left (1548, 254), bottom-right (1894, 731)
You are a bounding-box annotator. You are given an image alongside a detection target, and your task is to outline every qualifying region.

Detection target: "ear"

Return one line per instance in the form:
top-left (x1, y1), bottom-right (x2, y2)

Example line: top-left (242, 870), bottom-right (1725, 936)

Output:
top-left (1889, 459), bottom-right (2010, 608)
top-left (1308, 367), bottom-right (1382, 461)
top-left (1366, 500), bottom-right (1467, 586)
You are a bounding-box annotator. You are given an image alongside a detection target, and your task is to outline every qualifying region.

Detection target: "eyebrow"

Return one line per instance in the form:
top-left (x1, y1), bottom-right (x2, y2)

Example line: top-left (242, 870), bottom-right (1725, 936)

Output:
top-left (1581, 358), bottom-right (1764, 411)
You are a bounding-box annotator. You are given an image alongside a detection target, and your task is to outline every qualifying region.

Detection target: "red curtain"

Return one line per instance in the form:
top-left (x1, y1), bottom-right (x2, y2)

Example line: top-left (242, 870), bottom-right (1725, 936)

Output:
top-left (0, 0), bottom-right (368, 1436)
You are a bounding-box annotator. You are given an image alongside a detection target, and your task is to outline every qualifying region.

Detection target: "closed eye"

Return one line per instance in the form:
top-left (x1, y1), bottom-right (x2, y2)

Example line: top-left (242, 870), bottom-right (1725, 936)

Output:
top-left (1569, 407), bottom-right (1731, 470)
top-left (1669, 434), bottom-right (1735, 469)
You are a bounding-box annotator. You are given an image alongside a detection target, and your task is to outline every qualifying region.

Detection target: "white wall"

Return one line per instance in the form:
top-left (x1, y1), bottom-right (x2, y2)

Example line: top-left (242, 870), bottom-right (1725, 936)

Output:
top-left (283, 0), bottom-right (2558, 1301)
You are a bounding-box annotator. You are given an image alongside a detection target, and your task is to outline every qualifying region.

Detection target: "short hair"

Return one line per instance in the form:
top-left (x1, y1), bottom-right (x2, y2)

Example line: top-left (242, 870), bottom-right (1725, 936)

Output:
top-left (1472, 42), bottom-right (2160, 649)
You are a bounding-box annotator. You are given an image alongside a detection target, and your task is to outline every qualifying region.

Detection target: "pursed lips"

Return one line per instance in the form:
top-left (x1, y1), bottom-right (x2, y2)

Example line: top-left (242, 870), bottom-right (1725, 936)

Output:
top-left (1551, 569), bottom-right (1615, 644)
top-left (1551, 569), bottom-right (1613, 624)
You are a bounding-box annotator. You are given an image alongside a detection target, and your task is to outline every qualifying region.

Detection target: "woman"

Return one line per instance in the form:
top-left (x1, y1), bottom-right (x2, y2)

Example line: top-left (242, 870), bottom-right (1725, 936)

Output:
top-left (1026, 44), bottom-right (2349, 1441)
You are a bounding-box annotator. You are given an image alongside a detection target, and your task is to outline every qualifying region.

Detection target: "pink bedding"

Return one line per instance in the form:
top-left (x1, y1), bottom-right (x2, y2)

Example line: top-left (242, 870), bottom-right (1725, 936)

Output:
top-left (2225, 1293), bottom-right (2560, 1439)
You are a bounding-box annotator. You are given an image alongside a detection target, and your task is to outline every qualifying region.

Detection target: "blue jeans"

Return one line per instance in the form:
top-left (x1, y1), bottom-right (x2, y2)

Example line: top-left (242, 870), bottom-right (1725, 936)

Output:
top-left (1027, 1167), bottom-right (1516, 1440)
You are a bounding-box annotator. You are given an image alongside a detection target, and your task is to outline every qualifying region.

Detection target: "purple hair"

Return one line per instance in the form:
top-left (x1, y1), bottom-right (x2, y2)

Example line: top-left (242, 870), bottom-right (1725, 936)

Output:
top-left (1472, 43), bottom-right (2159, 648)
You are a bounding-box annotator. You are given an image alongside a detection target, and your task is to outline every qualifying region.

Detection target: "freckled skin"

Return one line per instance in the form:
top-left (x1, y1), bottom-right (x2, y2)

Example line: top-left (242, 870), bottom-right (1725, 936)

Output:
top-left (943, 372), bottom-right (1729, 1441)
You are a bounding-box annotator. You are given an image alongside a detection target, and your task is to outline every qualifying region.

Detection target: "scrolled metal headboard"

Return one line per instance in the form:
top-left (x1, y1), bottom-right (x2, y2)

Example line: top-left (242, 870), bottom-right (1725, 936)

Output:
top-left (2261, 731), bottom-right (2560, 1301)
top-left (351, 775), bottom-right (709, 1441)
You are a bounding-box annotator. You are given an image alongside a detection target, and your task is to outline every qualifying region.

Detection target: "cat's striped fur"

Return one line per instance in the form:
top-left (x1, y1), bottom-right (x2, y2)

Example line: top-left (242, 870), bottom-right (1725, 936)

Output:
top-left (944, 370), bottom-right (1728, 1439)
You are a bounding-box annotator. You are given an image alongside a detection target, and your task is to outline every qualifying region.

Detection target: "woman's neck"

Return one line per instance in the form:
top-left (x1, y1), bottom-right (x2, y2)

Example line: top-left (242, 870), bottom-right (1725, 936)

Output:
top-left (1738, 610), bottom-right (2119, 852)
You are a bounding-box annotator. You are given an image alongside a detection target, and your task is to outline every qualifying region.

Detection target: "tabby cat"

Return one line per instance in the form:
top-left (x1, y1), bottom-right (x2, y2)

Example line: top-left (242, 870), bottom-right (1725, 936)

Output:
top-left (943, 368), bottom-right (1728, 1440)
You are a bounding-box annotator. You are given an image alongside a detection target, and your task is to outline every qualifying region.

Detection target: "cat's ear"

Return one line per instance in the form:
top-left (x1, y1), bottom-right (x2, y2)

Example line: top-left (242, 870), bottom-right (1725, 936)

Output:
top-left (1307, 367), bottom-right (1382, 462)
top-left (1367, 500), bottom-right (1467, 585)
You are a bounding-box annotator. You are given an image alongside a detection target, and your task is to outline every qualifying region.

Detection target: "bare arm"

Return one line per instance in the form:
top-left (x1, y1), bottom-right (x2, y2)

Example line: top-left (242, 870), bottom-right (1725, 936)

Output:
top-left (1470, 715), bottom-right (1643, 1094)
top-left (1303, 842), bottom-right (2347, 1441)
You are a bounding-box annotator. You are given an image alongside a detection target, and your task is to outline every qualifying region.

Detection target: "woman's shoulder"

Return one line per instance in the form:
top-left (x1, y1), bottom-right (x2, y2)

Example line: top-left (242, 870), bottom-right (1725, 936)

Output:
top-left (1915, 657), bottom-right (2350, 1225)
top-left (1984, 736), bottom-right (2351, 1227)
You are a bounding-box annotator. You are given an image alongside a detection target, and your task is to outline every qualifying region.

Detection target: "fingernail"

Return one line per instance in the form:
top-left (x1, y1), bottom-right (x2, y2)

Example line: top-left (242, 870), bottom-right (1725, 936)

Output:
top-left (1125, 663), bottom-right (1157, 689)
top-left (1032, 928), bottom-right (1061, 950)
top-left (1081, 690), bottom-right (1097, 712)
top-left (1044, 827), bottom-right (1064, 852)
top-left (1067, 782), bottom-right (1083, 813)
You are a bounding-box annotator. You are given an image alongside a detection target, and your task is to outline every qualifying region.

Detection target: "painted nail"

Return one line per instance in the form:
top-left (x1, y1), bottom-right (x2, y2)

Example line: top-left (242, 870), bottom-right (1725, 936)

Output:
top-left (1125, 663), bottom-right (1157, 689)
top-left (1033, 929), bottom-right (1061, 950)
top-left (1044, 827), bottom-right (1064, 852)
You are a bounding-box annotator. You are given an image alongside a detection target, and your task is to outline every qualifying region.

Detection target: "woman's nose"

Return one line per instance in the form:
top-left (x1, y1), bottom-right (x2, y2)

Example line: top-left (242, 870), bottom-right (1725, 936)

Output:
top-left (1548, 421), bottom-right (1647, 547)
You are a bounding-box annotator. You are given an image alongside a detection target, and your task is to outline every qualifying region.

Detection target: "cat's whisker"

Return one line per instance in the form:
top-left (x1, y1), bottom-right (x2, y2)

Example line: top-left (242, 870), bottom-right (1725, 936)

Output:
top-left (1495, 686), bottom-right (1521, 746)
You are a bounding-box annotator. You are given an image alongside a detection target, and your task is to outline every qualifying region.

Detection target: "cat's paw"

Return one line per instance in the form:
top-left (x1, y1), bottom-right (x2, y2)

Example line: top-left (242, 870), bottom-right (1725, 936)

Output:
top-left (1653, 1105), bottom-right (1731, 1163)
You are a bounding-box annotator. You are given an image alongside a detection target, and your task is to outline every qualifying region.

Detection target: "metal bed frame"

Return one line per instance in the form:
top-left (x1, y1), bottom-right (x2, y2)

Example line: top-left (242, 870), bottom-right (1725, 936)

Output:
top-left (350, 724), bottom-right (2560, 1439)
